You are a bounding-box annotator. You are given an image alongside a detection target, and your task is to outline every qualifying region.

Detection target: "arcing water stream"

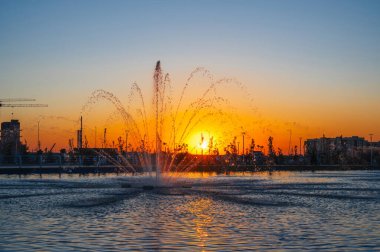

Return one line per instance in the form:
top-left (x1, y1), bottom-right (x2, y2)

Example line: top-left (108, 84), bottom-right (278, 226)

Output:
top-left (82, 61), bottom-right (253, 185)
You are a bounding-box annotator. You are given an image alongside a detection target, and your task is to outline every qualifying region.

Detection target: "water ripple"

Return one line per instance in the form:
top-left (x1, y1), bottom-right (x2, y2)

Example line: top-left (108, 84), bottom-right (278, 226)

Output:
top-left (0, 171), bottom-right (379, 251)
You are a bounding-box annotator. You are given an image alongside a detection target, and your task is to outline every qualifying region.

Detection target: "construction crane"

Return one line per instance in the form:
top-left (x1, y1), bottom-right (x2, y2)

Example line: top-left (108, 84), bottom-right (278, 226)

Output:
top-left (0, 98), bottom-right (48, 108)
top-left (0, 98), bottom-right (48, 119)
top-left (49, 143), bottom-right (56, 153)
top-left (0, 98), bottom-right (48, 154)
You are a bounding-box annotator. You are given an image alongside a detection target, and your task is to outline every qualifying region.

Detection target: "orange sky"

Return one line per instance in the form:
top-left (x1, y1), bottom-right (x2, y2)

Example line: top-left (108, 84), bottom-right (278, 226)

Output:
top-left (5, 66), bottom-right (378, 155)
top-left (1, 2), bottom-right (379, 153)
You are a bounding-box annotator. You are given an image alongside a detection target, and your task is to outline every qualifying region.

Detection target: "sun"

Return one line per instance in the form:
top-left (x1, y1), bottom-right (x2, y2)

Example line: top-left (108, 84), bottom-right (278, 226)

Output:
top-left (187, 132), bottom-right (215, 154)
top-left (199, 140), bottom-right (209, 150)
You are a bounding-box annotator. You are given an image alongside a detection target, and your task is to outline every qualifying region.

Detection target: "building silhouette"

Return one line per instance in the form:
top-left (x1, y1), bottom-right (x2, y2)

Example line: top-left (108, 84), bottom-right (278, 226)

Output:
top-left (305, 135), bottom-right (371, 165)
top-left (0, 120), bottom-right (22, 157)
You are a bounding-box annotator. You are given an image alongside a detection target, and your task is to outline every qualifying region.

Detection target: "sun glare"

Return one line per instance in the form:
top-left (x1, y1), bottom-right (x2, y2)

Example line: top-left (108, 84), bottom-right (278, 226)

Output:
top-left (200, 140), bottom-right (209, 150)
top-left (187, 132), bottom-right (214, 154)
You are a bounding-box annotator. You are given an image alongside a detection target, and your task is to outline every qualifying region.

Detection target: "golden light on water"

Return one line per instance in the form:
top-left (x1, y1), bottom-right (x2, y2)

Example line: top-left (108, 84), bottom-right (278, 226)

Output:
top-left (180, 198), bottom-right (213, 251)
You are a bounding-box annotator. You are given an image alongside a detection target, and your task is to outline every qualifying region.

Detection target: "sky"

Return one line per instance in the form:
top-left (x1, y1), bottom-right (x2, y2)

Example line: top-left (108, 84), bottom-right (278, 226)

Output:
top-left (1, 0), bottom-right (379, 153)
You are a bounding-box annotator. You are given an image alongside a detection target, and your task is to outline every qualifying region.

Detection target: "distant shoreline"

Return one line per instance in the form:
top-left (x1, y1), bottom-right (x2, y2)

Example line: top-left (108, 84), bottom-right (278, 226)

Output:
top-left (0, 164), bottom-right (378, 175)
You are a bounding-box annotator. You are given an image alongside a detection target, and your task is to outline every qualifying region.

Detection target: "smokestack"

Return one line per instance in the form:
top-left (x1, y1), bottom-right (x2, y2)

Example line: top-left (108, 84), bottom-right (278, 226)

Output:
top-left (80, 116), bottom-right (83, 149)
top-left (77, 130), bottom-right (81, 149)
top-left (155, 60), bottom-right (161, 71)
top-left (77, 116), bottom-right (83, 149)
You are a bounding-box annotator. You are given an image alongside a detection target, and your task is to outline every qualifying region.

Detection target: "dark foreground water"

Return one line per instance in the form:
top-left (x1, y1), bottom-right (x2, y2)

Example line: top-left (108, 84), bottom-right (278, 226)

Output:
top-left (0, 171), bottom-right (379, 251)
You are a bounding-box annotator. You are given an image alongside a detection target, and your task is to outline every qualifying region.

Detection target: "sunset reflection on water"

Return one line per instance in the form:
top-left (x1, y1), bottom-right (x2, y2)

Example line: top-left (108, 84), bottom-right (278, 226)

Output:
top-left (181, 198), bottom-right (213, 250)
top-left (0, 171), bottom-right (379, 251)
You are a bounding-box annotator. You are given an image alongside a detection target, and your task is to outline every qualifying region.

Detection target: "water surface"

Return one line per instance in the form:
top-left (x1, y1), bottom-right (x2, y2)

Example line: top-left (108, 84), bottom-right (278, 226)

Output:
top-left (0, 171), bottom-right (379, 251)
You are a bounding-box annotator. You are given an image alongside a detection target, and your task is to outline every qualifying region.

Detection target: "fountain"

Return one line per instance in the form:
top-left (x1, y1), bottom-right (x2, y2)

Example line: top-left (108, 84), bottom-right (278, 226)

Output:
top-left (154, 61), bottom-right (162, 184)
top-left (81, 61), bottom-right (253, 186)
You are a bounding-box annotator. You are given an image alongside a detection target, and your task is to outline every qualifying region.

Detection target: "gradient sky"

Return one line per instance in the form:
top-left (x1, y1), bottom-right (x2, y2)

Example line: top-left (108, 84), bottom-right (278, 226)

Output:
top-left (1, 0), bottom-right (379, 152)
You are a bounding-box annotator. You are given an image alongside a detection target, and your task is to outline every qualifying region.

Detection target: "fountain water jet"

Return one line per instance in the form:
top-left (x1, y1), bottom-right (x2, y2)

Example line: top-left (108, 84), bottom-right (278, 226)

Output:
top-left (81, 61), bottom-right (254, 186)
top-left (154, 60), bottom-right (162, 184)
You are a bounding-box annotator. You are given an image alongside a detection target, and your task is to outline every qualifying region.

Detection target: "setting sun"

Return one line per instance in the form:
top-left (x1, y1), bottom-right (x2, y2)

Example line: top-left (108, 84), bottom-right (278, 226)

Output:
top-left (187, 132), bottom-right (215, 154)
top-left (199, 140), bottom-right (209, 150)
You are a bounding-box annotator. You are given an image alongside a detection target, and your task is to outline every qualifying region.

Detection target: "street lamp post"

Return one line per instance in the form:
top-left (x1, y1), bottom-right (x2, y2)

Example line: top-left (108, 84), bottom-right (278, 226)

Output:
top-left (242, 131), bottom-right (246, 164)
top-left (242, 131), bottom-right (246, 155)
top-left (94, 127), bottom-right (97, 148)
top-left (37, 120), bottom-right (41, 151)
top-left (288, 129), bottom-right (292, 155)
top-left (125, 130), bottom-right (129, 153)
top-left (369, 134), bottom-right (373, 166)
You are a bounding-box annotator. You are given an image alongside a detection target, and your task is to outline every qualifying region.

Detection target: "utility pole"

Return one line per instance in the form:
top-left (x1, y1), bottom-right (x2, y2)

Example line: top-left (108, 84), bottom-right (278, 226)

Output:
top-left (200, 133), bottom-right (204, 156)
top-left (103, 128), bottom-right (107, 148)
top-left (80, 116), bottom-right (83, 149)
top-left (174, 131), bottom-right (176, 152)
top-left (37, 120), bottom-right (41, 151)
top-left (370, 133), bottom-right (373, 166)
top-left (125, 130), bottom-right (129, 153)
top-left (288, 129), bottom-right (292, 155)
top-left (242, 131), bottom-right (246, 155)
top-left (299, 137), bottom-right (302, 156)
top-left (94, 127), bottom-right (97, 148)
